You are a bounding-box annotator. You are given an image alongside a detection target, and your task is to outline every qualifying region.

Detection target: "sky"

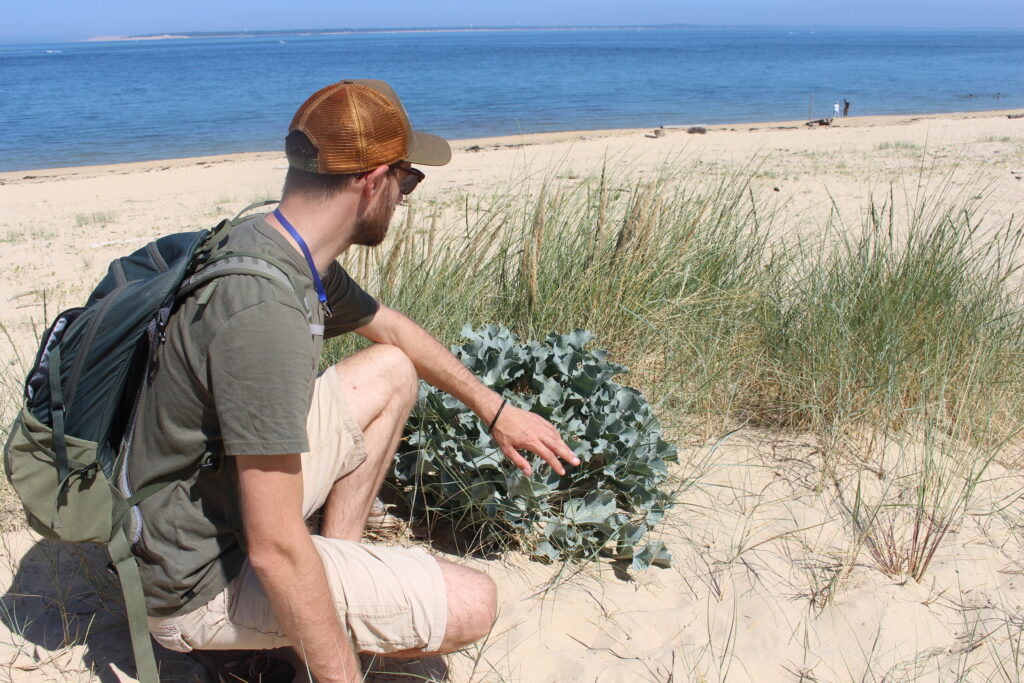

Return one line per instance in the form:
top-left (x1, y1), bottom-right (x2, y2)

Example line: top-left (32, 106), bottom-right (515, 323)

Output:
top-left (4, 0), bottom-right (1023, 42)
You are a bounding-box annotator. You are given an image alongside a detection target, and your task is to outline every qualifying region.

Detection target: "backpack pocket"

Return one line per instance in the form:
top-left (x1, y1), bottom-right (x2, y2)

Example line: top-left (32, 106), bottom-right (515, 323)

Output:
top-left (4, 408), bottom-right (114, 543)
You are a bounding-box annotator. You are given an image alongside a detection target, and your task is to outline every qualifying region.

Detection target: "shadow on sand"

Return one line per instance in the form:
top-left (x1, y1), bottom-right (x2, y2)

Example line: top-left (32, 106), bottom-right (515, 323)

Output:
top-left (2, 537), bottom-right (450, 682)
top-left (0, 538), bottom-right (203, 681)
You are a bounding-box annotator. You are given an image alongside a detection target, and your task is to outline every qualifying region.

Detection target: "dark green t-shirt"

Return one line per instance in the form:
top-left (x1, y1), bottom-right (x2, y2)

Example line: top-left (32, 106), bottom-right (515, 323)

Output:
top-left (127, 216), bottom-right (378, 617)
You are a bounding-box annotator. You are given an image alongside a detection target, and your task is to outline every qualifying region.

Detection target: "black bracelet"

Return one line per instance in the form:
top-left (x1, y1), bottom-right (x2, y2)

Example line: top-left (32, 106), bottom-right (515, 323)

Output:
top-left (487, 398), bottom-right (508, 434)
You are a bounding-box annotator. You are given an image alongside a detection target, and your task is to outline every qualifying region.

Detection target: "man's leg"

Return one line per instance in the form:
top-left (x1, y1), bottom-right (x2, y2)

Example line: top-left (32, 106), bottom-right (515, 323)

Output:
top-left (151, 346), bottom-right (497, 661)
top-left (310, 343), bottom-right (498, 655)
top-left (392, 557), bottom-right (498, 655)
top-left (319, 343), bottom-right (419, 540)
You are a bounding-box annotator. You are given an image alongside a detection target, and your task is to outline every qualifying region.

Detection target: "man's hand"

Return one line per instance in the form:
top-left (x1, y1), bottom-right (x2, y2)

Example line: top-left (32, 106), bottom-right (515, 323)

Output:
top-left (489, 402), bottom-right (580, 476)
top-left (357, 306), bottom-right (580, 477)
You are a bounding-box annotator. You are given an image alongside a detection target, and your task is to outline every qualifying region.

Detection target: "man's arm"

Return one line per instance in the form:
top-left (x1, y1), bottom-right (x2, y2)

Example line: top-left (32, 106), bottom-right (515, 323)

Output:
top-left (235, 454), bottom-right (360, 683)
top-left (356, 305), bottom-right (579, 475)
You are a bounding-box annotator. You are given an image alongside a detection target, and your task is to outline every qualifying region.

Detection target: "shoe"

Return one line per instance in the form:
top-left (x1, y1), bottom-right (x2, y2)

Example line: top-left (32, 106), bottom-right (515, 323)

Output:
top-left (188, 649), bottom-right (295, 683)
top-left (365, 497), bottom-right (404, 533)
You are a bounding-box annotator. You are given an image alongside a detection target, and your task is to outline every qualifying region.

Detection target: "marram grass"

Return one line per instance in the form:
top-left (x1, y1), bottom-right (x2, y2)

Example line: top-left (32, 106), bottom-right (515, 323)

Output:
top-left (324, 162), bottom-right (1024, 580)
top-left (328, 164), bottom-right (1024, 443)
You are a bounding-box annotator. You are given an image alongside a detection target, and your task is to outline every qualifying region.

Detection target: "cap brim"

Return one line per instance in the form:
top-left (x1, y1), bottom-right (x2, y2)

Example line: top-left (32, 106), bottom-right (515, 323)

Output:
top-left (405, 130), bottom-right (451, 166)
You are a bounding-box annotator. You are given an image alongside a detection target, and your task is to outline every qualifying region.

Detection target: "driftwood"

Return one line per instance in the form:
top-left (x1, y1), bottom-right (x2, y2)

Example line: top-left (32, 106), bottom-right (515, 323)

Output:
top-left (805, 118), bottom-right (833, 127)
top-left (657, 125), bottom-right (711, 134)
top-left (1007, 113), bottom-right (1024, 120)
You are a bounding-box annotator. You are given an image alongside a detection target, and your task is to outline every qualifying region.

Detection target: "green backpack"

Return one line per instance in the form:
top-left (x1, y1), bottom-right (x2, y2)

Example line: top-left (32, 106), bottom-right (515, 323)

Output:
top-left (3, 201), bottom-right (304, 682)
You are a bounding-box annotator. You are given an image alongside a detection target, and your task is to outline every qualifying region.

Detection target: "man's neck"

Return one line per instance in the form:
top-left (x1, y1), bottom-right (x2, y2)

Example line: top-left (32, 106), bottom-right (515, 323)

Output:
top-left (266, 198), bottom-right (354, 273)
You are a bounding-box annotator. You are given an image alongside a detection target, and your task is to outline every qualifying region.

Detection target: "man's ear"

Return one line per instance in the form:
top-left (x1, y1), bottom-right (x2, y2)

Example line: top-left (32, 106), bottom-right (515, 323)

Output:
top-left (360, 165), bottom-right (391, 200)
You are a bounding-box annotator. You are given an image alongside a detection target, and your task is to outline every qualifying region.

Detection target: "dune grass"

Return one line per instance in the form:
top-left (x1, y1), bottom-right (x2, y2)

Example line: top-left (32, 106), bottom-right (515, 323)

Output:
top-left (328, 164), bottom-right (777, 421)
top-left (324, 161), bottom-right (1024, 587)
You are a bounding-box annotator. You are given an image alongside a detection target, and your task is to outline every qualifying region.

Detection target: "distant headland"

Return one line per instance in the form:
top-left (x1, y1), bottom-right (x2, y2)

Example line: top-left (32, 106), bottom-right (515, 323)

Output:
top-left (86, 26), bottom-right (652, 42)
top-left (83, 24), bottom-right (959, 42)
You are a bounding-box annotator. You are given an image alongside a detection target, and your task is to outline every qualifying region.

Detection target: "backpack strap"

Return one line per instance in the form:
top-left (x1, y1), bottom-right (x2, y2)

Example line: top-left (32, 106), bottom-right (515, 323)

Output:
top-left (231, 199), bottom-right (279, 225)
top-left (202, 200), bottom-right (280, 250)
top-left (47, 344), bottom-right (69, 489)
top-left (109, 525), bottom-right (160, 683)
top-left (179, 252), bottom-right (317, 330)
top-left (124, 450), bottom-right (219, 508)
top-left (178, 254), bottom-right (293, 298)
top-left (189, 199), bottom-right (280, 265)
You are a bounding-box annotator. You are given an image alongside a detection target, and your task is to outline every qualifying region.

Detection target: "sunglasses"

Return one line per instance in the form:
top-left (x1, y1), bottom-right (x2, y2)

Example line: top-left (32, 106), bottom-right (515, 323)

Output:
top-left (390, 164), bottom-right (425, 196)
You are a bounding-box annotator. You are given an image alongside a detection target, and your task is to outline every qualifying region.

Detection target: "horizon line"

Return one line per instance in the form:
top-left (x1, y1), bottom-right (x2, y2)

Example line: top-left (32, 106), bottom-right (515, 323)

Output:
top-left (97, 23), bottom-right (1024, 40)
top-left (3, 23), bottom-right (1023, 45)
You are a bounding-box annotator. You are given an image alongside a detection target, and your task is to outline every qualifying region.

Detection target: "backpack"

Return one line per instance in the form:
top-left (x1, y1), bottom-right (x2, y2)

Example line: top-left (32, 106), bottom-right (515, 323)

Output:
top-left (2, 201), bottom-right (305, 682)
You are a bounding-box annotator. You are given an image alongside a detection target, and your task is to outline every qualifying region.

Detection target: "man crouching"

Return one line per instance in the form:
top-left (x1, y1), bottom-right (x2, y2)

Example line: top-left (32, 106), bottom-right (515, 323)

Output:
top-left (132, 79), bottom-right (579, 681)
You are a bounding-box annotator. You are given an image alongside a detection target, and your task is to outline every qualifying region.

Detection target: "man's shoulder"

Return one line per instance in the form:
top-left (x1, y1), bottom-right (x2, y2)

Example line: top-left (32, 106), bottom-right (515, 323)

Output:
top-left (222, 215), bottom-right (295, 262)
top-left (196, 216), bottom-right (312, 322)
top-left (210, 272), bottom-right (309, 321)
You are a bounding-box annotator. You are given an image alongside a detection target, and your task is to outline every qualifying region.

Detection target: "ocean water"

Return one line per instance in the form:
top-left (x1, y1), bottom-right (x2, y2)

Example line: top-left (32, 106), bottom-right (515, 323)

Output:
top-left (0, 28), bottom-right (1021, 172)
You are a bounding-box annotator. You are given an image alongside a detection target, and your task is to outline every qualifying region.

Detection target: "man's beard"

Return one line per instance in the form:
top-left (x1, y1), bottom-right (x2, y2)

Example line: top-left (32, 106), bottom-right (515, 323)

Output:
top-left (350, 192), bottom-right (396, 247)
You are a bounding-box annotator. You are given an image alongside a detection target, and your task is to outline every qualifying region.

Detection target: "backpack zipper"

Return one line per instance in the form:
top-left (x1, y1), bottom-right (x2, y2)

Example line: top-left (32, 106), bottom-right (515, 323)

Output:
top-left (118, 313), bottom-right (166, 544)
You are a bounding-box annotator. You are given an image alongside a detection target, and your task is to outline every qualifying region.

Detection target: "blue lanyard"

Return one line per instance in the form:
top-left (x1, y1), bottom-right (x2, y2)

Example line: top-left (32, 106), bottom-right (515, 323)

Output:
top-left (273, 208), bottom-right (333, 317)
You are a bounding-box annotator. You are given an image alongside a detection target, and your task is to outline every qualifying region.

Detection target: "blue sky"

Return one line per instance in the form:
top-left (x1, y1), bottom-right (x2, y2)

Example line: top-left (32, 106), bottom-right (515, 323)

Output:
top-left (4, 0), bottom-right (1023, 42)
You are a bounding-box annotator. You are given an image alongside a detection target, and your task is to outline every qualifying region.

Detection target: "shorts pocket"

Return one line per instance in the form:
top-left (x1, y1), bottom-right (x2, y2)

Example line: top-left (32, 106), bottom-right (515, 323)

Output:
top-left (148, 603), bottom-right (215, 654)
top-left (226, 563), bottom-right (287, 638)
top-left (343, 604), bottom-right (417, 653)
top-left (149, 620), bottom-right (193, 653)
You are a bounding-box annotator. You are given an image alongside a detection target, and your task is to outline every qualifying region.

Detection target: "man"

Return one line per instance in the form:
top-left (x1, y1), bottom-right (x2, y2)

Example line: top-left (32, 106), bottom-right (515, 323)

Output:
top-left (130, 79), bottom-right (579, 682)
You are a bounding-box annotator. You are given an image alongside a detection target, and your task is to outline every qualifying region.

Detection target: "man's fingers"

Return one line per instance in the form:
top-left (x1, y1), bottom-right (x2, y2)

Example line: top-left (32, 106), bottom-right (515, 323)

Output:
top-left (531, 422), bottom-right (578, 468)
top-left (492, 407), bottom-right (579, 475)
top-left (500, 443), bottom-right (532, 476)
top-left (545, 433), bottom-right (580, 467)
top-left (500, 439), bottom-right (566, 477)
top-left (528, 441), bottom-right (566, 476)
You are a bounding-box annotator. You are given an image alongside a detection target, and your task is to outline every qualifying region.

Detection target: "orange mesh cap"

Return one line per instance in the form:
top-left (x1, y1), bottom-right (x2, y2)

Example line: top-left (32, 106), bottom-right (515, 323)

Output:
top-left (288, 79), bottom-right (451, 174)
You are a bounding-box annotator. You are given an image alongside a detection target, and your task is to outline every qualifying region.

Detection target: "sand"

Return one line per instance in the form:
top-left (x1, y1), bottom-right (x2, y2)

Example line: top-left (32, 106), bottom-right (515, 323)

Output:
top-left (1, 108), bottom-right (1022, 361)
top-left (1, 110), bottom-right (1023, 681)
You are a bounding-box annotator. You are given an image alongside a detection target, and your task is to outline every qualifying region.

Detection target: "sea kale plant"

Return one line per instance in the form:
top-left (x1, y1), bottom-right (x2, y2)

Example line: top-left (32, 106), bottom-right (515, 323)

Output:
top-left (393, 324), bottom-right (677, 570)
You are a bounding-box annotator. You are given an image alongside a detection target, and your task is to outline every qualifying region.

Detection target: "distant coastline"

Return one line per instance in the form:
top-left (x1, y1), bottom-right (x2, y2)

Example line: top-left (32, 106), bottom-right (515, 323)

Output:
top-left (86, 26), bottom-right (667, 42)
top-left (82, 24), bottom-right (1022, 42)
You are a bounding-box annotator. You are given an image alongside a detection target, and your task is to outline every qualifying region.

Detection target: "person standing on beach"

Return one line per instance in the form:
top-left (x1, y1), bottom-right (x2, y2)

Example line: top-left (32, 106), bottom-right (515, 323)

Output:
top-left (843, 99), bottom-right (850, 116)
top-left (131, 78), bottom-right (579, 682)
top-left (833, 100), bottom-right (841, 119)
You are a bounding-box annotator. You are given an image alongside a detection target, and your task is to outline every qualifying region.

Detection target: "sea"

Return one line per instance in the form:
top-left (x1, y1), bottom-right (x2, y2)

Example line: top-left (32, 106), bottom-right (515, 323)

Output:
top-left (1, 27), bottom-right (1022, 172)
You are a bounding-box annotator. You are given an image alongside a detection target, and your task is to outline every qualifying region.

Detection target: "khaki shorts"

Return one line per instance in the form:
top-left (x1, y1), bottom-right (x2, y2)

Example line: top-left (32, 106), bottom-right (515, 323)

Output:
top-left (148, 368), bottom-right (448, 654)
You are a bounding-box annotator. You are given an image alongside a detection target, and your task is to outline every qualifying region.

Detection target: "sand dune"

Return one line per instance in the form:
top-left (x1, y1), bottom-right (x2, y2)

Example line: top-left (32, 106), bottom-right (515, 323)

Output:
top-left (1, 110), bottom-right (1022, 681)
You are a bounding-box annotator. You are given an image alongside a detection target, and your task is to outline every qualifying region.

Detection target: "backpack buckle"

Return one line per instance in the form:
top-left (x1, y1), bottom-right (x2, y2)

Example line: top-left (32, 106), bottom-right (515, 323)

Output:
top-left (198, 451), bottom-right (222, 472)
top-left (58, 462), bottom-right (100, 495)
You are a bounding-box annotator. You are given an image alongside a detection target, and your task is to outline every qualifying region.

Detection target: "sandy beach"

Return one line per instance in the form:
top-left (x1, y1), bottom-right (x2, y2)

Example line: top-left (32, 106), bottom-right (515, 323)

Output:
top-left (2, 108), bottom-right (1022, 362)
top-left (1, 109), bottom-right (1023, 681)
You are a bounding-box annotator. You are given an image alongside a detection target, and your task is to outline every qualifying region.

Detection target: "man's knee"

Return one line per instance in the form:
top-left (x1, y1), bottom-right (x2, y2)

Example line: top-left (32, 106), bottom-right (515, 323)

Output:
top-left (368, 343), bottom-right (418, 403)
top-left (438, 560), bottom-right (497, 649)
top-left (332, 344), bottom-right (418, 427)
top-left (344, 344), bottom-right (417, 410)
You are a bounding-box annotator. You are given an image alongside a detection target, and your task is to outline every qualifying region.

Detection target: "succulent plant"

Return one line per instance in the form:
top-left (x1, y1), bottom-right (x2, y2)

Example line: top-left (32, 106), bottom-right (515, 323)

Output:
top-left (393, 324), bottom-right (676, 570)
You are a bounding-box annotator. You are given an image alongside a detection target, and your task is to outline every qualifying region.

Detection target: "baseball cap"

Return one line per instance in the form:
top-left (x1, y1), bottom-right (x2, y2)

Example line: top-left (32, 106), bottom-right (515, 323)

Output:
top-left (287, 79), bottom-right (451, 175)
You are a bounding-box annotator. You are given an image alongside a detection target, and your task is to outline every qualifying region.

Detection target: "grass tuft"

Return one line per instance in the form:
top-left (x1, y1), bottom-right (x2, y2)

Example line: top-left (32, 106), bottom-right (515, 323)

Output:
top-left (325, 160), bottom-right (1024, 586)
